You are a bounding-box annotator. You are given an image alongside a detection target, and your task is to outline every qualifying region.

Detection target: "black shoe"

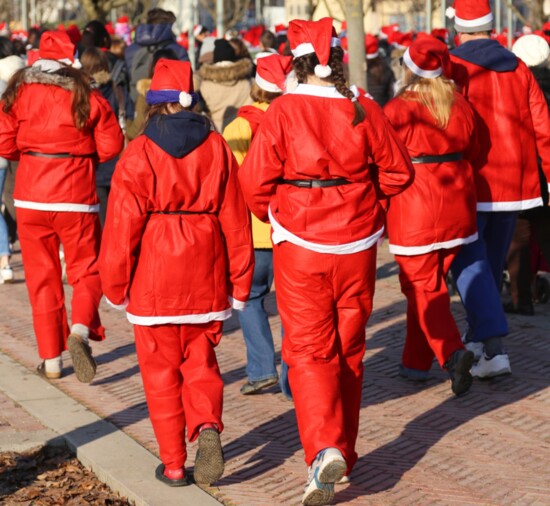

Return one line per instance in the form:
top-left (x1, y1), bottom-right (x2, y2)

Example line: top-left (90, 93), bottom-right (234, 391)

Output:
top-left (445, 349), bottom-right (474, 396)
top-left (155, 464), bottom-right (190, 487)
top-left (502, 301), bottom-right (534, 316)
top-left (239, 376), bottom-right (279, 395)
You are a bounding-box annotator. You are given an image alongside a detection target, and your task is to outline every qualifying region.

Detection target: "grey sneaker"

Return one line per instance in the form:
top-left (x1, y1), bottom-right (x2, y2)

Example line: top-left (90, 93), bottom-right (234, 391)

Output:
top-left (240, 376), bottom-right (279, 395)
top-left (302, 448), bottom-right (346, 505)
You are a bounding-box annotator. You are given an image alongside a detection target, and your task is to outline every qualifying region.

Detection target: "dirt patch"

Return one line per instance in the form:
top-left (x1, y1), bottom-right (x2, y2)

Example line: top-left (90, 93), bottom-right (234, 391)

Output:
top-left (0, 444), bottom-right (130, 505)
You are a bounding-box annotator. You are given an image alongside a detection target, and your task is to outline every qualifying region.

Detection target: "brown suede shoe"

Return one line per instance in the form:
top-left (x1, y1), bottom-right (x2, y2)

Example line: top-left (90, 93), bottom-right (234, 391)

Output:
top-left (67, 333), bottom-right (97, 383)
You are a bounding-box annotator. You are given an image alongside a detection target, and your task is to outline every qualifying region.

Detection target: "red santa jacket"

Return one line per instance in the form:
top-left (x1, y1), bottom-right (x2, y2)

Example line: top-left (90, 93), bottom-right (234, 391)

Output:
top-left (0, 64), bottom-right (123, 212)
top-left (99, 111), bottom-right (254, 325)
top-left (384, 90), bottom-right (478, 255)
top-left (239, 84), bottom-right (414, 254)
top-left (451, 39), bottom-right (550, 211)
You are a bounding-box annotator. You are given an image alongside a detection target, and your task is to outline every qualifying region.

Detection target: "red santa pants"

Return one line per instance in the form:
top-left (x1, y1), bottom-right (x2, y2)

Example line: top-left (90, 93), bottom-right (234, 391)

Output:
top-left (16, 209), bottom-right (104, 359)
top-left (273, 241), bottom-right (376, 472)
top-left (133, 321), bottom-right (224, 471)
top-left (395, 247), bottom-right (463, 371)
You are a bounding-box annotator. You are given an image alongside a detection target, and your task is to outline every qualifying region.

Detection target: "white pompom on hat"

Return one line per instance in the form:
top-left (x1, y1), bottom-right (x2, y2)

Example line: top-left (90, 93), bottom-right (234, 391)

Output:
top-left (255, 54), bottom-right (294, 93)
top-left (453, 0), bottom-right (494, 33)
top-left (287, 17), bottom-right (341, 78)
top-left (147, 59), bottom-right (194, 108)
top-left (512, 34), bottom-right (550, 68)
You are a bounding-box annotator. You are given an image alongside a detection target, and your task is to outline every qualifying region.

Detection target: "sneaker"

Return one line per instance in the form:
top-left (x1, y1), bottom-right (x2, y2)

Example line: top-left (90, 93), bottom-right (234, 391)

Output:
top-left (67, 333), bottom-right (97, 383)
top-left (0, 265), bottom-right (14, 284)
top-left (154, 464), bottom-right (190, 487)
top-left (193, 427), bottom-right (224, 485)
top-left (36, 362), bottom-right (62, 380)
top-left (461, 330), bottom-right (483, 361)
top-left (445, 349), bottom-right (474, 396)
top-left (398, 364), bottom-right (431, 382)
top-left (239, 376), bottom-right (279, 395)
top-left (302, 448), bottom-right (346, 505)
top-left (471, 353), bottom-right (512, 379)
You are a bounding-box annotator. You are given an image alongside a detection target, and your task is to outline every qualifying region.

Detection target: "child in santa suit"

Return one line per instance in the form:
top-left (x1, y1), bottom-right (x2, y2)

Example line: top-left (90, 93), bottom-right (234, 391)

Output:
top-left (223, 54), bottom-right (293, 398)
top-left (0, 31), bottom-right (124, 382)
top-left (239, 18), bottom-right (413, 506)
top-left (383, 37), bottom-right (478, 395)
top-left (99, 59), bottom-right (253, 486)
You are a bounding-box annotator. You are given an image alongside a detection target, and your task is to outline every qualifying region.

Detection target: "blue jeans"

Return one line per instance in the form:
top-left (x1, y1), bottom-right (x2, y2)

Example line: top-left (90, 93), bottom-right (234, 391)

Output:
top-left (0, 167), bottom-right (9, 257)
top-left (451, 211), bottom-right (518, 342)
top-left (238, 249), bottom-right (291, 397)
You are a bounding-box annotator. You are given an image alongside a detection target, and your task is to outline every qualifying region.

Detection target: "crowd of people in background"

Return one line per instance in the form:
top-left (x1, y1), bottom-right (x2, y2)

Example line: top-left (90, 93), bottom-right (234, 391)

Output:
top-left (0, 0), bottom-right (549, 504)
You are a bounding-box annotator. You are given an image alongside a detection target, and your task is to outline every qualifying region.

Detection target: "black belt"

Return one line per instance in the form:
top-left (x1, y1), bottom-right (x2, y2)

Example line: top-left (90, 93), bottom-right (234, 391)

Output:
top-left (281, 178), bottom-right (351, 188)
top-left (411, 152), bottom-right (463, 164)
top-left (149, 211), bottom-right (209, 215)
top-left (24, 151), bottom-right (93, 158)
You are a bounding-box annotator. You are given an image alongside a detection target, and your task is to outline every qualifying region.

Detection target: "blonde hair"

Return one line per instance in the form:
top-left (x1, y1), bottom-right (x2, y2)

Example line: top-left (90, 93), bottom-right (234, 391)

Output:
top-left (397, 70), bottom-right (456, 129)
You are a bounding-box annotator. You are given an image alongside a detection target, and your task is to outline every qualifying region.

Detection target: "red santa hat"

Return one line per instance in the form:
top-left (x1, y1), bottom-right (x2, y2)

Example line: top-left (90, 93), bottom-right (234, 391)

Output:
top-left (380, 23), bottom-right (400, 43)
top-left (365, 34), bottom-right (379, 59)
top-left (402, 36), bottom-right (451, 79)
top-left (451, 0), bottom-right (493, 33)
top-left (287, 17), bottom-right (341, 78)
top-left (39, 31), bottom-right (76, 64)
top-left (146, 59), bottom-right (195, 108)
top-left (395, 32), bottom-right (413, 49)
top-left (274, 24), bottom-right (287, 35)
top-left (431, 28), bottom-right (449, 43)
top-left (255, 54), bottom-right (293, 93)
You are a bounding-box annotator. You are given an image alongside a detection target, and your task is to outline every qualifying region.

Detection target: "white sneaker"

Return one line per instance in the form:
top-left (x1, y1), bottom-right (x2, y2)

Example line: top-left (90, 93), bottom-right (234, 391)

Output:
top-left (461, 330), bottom-right (483, 361)
top-left (471, 353), bottom-right (512, 379)
top-left (302, 448), bottom-right (346, 505)
top-left (0, 265), bottom-right (14, 284)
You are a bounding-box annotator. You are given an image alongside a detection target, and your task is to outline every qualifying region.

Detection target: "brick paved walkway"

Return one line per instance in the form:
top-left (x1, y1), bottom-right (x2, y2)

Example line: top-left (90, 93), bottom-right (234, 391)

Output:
top-left (1, 245), bottom-right (549, 505)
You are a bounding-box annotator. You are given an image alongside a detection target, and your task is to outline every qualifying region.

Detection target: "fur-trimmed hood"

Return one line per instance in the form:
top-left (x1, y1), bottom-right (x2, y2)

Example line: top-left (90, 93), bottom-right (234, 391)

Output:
top-left (136, 78), bottom-right (152, 97)
top-left (91, 70), bottom-right (112, 86)
top-left (18, 65), bottom-right (76, 91)
top-left (198, 58), bottom-right (253, 83)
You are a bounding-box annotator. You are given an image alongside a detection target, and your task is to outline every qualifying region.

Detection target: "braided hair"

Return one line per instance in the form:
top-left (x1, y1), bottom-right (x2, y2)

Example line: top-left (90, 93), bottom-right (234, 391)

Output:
top-left (293, 46), bottom-right (366, 126)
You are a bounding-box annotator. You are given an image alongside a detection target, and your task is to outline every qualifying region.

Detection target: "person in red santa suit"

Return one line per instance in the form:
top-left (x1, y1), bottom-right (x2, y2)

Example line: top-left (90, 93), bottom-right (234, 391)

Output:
top-left (99, 59), bottom-right (253, 487)
top-left (383, 37), bottom-right (478, 395)
top-left (448, 0), bottom-right (550, 378)
top-left (0, 31), bottom-right (124, 382)
top-left (239, 18), bottom-right (414, 506)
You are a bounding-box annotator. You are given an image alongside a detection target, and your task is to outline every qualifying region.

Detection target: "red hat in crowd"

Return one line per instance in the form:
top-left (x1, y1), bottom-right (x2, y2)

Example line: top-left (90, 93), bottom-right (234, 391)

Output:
top-left (365, 34), bottom-right (379, 59)
top-left (287, 17), bottom-right (341, 78)
top-left (66, 24), bottom-right (82, 46)
top-left (243, 25), bottom-right (264, 47)
top-left (274, 24), bottom-right (287, 35)
top-left (451, 0), bottom-right (493, 33)
top-left (431, 28), bottom-right (449, 43)
top-left (380, 23), bottom-right (400, 44)
top-left (39, 31), bottom-right (75, 64)
top-left (395, 32), bottom-right (413, 49)
top-left (255, 54), bottom-right (293, 93)
top-left (402, 36), bottom-right (451, 79)
top-left (147, 59), bottom-right (194, 108)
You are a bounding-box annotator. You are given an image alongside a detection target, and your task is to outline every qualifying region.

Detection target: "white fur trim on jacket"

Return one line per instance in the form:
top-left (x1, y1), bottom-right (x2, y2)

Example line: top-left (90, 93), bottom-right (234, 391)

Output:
top-left (229, 296), bottom-right (247, 311)
top-left (269, 207), bottom-right (383, 255)
top-left (476, 197), bottom-right (543, 212)
top-left (388, 232), bottom-right (479, 256)
top-left (14, 199), bottom-right (100, 213)
top-left (126, 308), bottom-right (232, 326)
top-left (290, 83), bottom-right (360, 100)
top-left (105, 296), bottom-right (129, 310)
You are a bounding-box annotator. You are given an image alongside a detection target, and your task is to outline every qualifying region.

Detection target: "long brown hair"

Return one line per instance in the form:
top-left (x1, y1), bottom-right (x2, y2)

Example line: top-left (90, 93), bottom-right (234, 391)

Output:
top-left (396, 69), bottom-right (456, 129)
top-left (293, 46), bottom-right (366, 126)
top-left (2, 64), bottom-right (92, 130)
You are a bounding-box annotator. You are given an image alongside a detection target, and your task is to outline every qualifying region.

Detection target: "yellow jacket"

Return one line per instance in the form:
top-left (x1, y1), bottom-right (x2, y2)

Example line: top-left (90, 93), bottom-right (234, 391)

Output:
top-left (223, 102), bottom-right (272, 249)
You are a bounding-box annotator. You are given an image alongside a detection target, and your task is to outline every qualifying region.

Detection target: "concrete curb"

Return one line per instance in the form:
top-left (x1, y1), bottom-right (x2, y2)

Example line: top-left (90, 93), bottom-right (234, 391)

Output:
top-left (0, 352), bottom-right (221, 506)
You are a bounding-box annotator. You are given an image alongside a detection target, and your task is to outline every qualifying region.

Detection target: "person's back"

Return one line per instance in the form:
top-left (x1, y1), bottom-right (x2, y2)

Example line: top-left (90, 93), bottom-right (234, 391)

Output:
top-left (451, 38), bottom-right (550, 210)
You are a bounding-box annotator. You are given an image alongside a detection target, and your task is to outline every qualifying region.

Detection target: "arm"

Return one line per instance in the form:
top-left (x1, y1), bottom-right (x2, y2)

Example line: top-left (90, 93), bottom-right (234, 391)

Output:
top-left (367, 99), bottom-right (414, 197)
top-left (217, 139), bottom-right (254, 309)
top-left (238, 115), bottom-right (285, 222)
top-left (98, 144), bottom-right (150, 307)
top-left (90, 92), bottom-right (125, 163)
top-left (0, 105), bottom-right (20, 161)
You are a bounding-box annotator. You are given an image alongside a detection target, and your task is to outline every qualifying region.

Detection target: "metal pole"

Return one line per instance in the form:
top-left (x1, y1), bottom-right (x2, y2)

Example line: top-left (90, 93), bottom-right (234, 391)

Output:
top-left (188, 0), bottom-right (196, 70)
top-left (255, 0), bottom-right (262, 25)
top-left (21, 0), bottom-right (28, 31)
top-left (216, 0), bottom-right (223, 37)
top-left (441, 0), bottom-right (446, 30)
top-left (495, 0), bottom-right (502, 33)
top-left (507, 2), bottom-right (514, 49)
top-left (426, 0), bottom-right (432, 33)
